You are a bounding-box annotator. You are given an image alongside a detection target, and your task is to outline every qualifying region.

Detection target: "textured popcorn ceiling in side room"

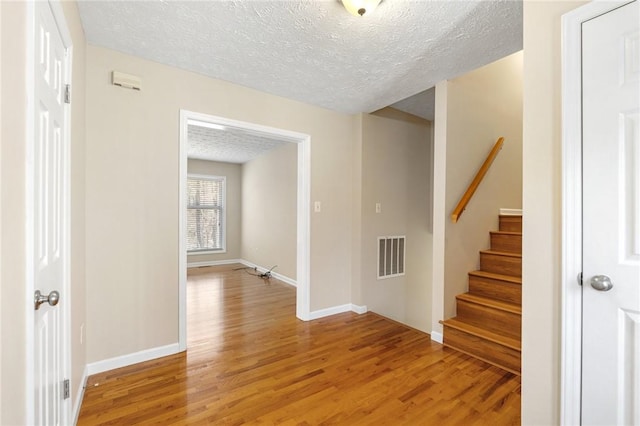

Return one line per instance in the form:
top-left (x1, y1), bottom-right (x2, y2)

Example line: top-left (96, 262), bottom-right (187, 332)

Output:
top-left (188, 124), bottom-right (290, 164)
top-left (77, 0), bottom-right (522, 116)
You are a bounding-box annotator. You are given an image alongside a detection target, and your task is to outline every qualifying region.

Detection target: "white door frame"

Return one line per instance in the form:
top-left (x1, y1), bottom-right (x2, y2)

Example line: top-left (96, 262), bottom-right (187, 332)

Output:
top-left (561, 1), bottom-right (635, 423)
top-left (178, 110), bottom-right (311, 351)
top-left (25, 0), bottom-right (73, 423)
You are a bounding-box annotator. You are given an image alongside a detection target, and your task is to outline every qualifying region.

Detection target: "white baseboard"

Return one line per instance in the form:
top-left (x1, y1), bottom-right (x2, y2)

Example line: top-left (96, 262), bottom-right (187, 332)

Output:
top-left (499, 208), bottom-right (523, 216)
top-left (186, 259), bottom-right (298, 287)
top-left (351, 304), bottom-right (368, 314)
top-left (187, 258), bottom-right (243, 268)
top-left (309, 303), bottom-right (368, 320)
top-left (86, 343), bottom-right (181, 376)
top-left (72, 365), bottom-right (88, 425)
top-left (430, 330), bottom-right (443, 343)
top-left (270, 271), bottom-right (297, 287)
top-left (239, 259), bottom-right (297, 288)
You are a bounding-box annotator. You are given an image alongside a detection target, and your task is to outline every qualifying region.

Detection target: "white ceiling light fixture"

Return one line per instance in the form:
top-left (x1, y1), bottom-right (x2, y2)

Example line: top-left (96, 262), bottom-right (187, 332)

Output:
top-left (342, 0), bottom-right (382, 17)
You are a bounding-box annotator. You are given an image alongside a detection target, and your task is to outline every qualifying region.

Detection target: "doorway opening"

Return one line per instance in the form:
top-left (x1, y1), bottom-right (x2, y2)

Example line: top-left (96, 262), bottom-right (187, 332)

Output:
top-left (178, 110), bottom-right (311, 350)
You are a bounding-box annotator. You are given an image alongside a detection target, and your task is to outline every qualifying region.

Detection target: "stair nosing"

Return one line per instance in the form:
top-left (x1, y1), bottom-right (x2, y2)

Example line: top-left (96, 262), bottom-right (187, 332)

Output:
top-left (456, 293), bottom-right (522, 314)
top-left (469, 270), bottom-right (522, 284)
top-left (442, 343), bottom-right (521, 375)
top-left (490, 231), bottom-right (522, 236)
top-left (480, 249), bottom-right (522, 258)
top-left (441, 318), bottom-right (521, 351)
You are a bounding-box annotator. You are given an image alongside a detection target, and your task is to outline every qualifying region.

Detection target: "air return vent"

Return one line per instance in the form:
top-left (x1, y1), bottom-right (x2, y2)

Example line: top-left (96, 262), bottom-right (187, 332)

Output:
top-left (378, 236), bottom-right (405, 279)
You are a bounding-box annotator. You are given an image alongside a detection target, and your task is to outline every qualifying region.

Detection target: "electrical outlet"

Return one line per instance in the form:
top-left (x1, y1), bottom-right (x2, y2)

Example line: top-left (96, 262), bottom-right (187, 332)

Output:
top-left (314, 201), bottom-right (321, 213)
top-left (375, 203), bottom-right (381, 213)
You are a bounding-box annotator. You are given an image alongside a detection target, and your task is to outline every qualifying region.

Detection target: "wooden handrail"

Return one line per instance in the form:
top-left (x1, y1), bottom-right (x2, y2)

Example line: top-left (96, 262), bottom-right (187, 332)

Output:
top-left (451, 137), bottom-right (505, 223)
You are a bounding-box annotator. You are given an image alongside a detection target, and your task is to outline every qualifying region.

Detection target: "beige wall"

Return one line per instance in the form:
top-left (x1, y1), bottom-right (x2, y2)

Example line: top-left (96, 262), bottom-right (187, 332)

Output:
top-left (0, 3), bottom-right (27, 423)
top-left (436, 52), bottom-right (523, 325)
top-left (85, 45), bottom-right (356, 363)
top-left (241, 143), bottom-right (297, 280)
top-left (0, 1), bottom-right (87, 421)
top-left (187, 159), bottom-right (242, 264)
top-left (360, 111), bottom-right (432, 332)
top-left (521, 2), bottom-right (587, 424)
top-left (0, 0), bottom-right (3, 412)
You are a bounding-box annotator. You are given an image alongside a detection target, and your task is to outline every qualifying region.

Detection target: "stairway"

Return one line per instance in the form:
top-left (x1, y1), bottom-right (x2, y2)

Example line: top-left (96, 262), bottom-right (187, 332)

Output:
top-left (441, 215), bottom-right (522, 375)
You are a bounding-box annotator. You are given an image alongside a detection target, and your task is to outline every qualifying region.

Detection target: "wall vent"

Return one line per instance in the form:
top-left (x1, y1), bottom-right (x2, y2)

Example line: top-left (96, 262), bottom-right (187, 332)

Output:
top-left (111, 71), bottom-right (142, 91)
top-left (377, 236), bottom-right (406, 279)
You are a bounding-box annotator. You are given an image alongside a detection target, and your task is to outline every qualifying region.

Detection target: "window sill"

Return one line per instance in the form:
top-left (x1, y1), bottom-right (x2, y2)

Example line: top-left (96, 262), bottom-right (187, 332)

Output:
top-left (187, 249), bottom-right (227, 256)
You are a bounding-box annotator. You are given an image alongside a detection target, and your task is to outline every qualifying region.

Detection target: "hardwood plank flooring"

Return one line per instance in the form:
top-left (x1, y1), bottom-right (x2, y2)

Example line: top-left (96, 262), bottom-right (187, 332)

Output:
top-left (77, 265), bottom-right (521, 425)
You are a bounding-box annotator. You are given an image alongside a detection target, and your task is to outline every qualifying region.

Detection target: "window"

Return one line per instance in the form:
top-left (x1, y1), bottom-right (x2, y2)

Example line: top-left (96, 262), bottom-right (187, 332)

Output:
top-left (186, 175), bottom-right (225, 252)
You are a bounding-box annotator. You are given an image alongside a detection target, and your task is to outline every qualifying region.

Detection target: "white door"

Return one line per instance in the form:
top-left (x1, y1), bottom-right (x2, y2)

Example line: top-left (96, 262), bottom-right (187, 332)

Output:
top-left (32, 1), bottom-right (71, 424)
top-left (582, 1), bottom-right (640, 424)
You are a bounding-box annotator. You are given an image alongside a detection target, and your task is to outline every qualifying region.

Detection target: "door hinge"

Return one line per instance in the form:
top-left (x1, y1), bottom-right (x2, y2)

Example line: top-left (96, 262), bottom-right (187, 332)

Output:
top-left (577, 272), bottom-right (583, 286)
top-left (64, 84), bottom-right (71, 104)
top-left (63, 379), bottom-right (70, 399)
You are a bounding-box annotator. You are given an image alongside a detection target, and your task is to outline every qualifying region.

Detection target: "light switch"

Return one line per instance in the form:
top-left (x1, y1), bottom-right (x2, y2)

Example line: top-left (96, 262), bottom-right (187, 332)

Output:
top-left (314, 201), bottom-right (321, 213)
top-left (375, 203), bottom-right (381, 213)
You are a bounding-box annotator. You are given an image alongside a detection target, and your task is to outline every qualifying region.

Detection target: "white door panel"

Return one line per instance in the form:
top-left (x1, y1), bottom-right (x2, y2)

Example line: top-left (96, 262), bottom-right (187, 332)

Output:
top-left (32, 1), bottom-right (70, 424)
top-left (582, 1), bottom-right (640, 424)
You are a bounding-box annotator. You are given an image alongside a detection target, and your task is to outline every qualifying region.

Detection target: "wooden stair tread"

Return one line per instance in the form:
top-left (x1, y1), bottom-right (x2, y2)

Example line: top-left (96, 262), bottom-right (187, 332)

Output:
top-left (442, 213), bottom-right (523, 375)
top-left (456, 293), bottom-right (522, 314)
top-left (479, 249), bottom-right (522, 259)
top-left (469, 270), bottom-right (522, 285)
top-left (442, 343), bottom-right (520, 376)
top-left (490, 231), bottom-right (522, 236)
top-left (441, 318), bottom-right (521, 351)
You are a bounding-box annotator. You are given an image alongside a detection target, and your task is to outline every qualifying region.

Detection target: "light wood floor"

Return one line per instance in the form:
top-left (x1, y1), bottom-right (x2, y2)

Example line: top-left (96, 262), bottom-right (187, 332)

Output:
top-left (77, 265), bottom-right (521, 425)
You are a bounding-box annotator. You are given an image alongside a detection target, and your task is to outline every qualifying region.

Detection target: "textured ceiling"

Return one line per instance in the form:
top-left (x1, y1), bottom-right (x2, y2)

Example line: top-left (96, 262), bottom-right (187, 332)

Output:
top-left (188, 122), bottom-right (289, 164)
top-left (390, 87), bottom-right (436, 121)
top-left (77, 0), bottom-right (523, 116)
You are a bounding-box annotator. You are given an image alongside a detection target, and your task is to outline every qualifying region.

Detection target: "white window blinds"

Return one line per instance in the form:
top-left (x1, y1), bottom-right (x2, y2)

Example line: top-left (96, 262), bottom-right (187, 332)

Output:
top-left (187, 175), bottom-right (225, 252)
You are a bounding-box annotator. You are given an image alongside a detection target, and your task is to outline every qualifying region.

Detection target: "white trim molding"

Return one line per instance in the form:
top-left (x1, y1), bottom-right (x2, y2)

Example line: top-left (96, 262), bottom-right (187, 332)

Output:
top-left (186, 258), bottom-right (244, 269)
top-left (72, 366), bottom-right (89, 426)
top-left (185, 258), bottom-right (298, 288)
top-left (179, 111), bottom-right (189, 352)
top-left (499, 208), bottom-right (523, 216)
top-left (430, 331), bottom-right (443, 344)
top-left (86, 343), bottom-right (181, 377)
top-left (560, 2), bottom-right (633, 423)
top-left (308, 304), bottom-right (368, 320)
top-left (239, 259), bottom-right (297, 288)
top-left (296, 131), bottom-right (312, 321)
top-left (351, 304), bottom-right (368, 315)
